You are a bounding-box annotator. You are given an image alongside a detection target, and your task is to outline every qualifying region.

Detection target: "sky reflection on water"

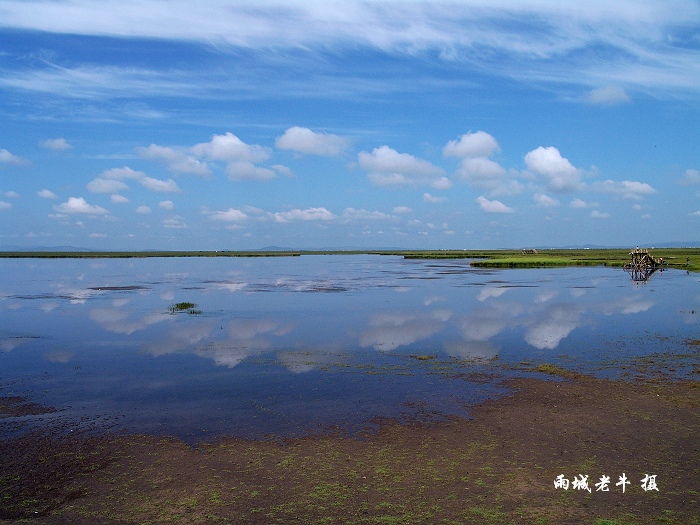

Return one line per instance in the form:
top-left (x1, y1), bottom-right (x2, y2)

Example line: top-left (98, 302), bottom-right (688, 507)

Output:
top-left (1, 255), bottom-right (698, 441)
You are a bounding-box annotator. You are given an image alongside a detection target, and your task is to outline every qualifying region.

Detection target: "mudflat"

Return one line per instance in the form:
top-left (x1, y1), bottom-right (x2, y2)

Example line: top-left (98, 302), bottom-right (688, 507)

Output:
top-left (2, 367), bottom-right (698, 525)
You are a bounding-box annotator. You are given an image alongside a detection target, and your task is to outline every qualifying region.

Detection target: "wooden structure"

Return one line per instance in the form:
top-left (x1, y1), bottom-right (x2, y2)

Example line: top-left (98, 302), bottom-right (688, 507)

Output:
top-left (623, 247), bottom-right (663, 282)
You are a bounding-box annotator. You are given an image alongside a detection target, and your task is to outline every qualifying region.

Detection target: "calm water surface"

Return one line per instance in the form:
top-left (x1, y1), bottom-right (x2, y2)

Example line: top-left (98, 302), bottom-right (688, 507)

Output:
top-left (1, 255), bottom-right (698, 441)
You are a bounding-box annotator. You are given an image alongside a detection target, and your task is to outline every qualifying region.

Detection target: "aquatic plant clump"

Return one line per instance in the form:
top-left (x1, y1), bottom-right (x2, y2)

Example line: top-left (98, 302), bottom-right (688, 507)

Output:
top-left (167, 302), bottom-right (202, 315)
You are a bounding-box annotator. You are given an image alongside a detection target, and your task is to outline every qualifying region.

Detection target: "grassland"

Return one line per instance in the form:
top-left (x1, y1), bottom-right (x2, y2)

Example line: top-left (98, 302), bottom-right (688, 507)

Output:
top-left (2, 247), bottom-right (699, 271)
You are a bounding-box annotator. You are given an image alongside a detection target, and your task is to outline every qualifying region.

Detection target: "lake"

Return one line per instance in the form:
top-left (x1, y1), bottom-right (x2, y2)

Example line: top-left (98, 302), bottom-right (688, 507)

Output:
top-left (1, 255), bottom-right (698, 442)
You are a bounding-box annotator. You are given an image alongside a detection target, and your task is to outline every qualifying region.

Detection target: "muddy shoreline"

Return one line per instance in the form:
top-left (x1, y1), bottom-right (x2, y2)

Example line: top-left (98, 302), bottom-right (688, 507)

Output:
top-left (2, 367), bottom-right (698, 525)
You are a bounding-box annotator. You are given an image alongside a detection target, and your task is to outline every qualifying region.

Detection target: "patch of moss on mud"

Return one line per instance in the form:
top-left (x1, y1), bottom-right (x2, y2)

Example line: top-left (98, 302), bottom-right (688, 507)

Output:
top-left (2, 374), bottom-right (698, 525)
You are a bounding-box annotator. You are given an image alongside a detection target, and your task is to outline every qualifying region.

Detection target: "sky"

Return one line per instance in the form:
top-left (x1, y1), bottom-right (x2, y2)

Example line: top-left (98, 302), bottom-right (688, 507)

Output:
top-left (0, 0), bottom-right (699, 250)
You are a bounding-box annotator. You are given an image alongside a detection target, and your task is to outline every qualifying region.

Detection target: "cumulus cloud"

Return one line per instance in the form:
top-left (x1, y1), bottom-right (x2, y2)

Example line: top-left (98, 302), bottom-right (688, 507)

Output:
top-left (445, 131), bottom-right (520, 195)
top-left (163, 215), bottom-right (187, 229)
top-left (358, 145), bottom-right (445, 187)
top-left (570, 198), bottom-right (587, 208)
top-left (138, 176), bottom-right (180, 192)
top-left (273, 207), bottom-right (336, 223)
top-left (208, 208), bottom-right (248, 222)
top-left (443, 130), bottom-right (499, 158)
top-left (275, 126), bottom-right (349, 156)
top-left (423, 192), bottom-right (446, 203)
top-left (272, 164), bottom-right (293, 177)
top-left (53, 197), bottom-right (108, 215)
top-left (159, 200), bottom-right (174, 210)
top-left (584, 86), bottom-right (631, 105)
top-left (0, 201), bottom-right (11, 210)
top-left (534, 193), bottom-right (560, 208)
top-left (476, 195), bottom-right (515, 213)
top-left (192, 132), bottom-right (269, 163)
top-left (135, 205), bottom-right (151, 214)
top-left (111, 194), bottom-right (129, 203)
top-left (101, 166), bottom-right (146, 180)
top-left (393, 206), bottom-right (412, 214)
top-left (343, 208), bottom-right (390, 220)
top-left (37, 189), bottom-right (58, 199)
top-left (591, 179), bottom-right (656, 199)
top-left (0, 148), bottom-right (29, 166)
top-left (524, 146), bottom-right (584, 192)
top-left (3, 190), bottom-right (19, 199)
top-left (225, 161), bottom-right (276, 181)
top-left (87, 177), bottom-right (129, 193)
top-left (40, 137), bottom-right (72, 150)
top-left (679, 168), bottom-right (700, 186)
top-left (136, 144), bottom-right (211, 176)
top-left (591, 210), bottom-right (610, 218)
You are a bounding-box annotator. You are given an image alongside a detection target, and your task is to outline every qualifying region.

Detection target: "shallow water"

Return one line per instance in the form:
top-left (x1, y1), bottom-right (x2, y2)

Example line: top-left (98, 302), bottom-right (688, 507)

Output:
top-left (1, 255), bottom-right (698, 441)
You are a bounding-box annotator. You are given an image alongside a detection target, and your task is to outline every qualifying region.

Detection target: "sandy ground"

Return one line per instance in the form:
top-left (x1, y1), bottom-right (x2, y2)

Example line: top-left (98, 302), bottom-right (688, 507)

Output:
top-left (1, 367), bottom-right (699, 525)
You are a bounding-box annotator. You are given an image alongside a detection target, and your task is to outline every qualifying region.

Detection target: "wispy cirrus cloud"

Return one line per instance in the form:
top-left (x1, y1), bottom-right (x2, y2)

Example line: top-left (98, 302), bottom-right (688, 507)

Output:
top-left (1, 1), bottom-right (697, 101)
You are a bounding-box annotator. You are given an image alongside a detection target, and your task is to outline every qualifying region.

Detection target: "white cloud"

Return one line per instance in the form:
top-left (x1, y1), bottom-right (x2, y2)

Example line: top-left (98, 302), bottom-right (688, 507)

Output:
top-left (534, 193), bottom-right (560, 208)
top-left (159, 200), bottom-right (174, 210)
top-left (455, 157), bottom-right (522, 195)
top-left (163, 216), bottom-right (188, 229)
top-left (276, 126), bottom-right (349, 156)
top-left (137, 144), bottom-right (211, 176)
top-left (591, 179), bottom-right (656, 200)
top-left (272, 164), bottom-right (293, 177)
top-left (679, 168), bottom-right (700, 186)
top-left (591, 210), bottom-right (610, 219)
top-left (423, 192), bottom-right (446, 203)
top-left (135, 205), bottom-right (152, 214)
top-left (111, 194), bottom-right (129, 203)
top-left (0, 201), bottom-right (11, 210)
top-left (225, 161), bottom-right (276, 181)
top-left (3, 191), bottom-right (20, 199)
top-left (193, 132), bottom-right (270, 163)
top-left (359, 145), bottom-right (445, 187)
top-left (53, 197), bottom-right (108, 215)
top-left (343, 208), bottom-right (390, 220)
top-left (1, 2), bottom-right (698, 102)
top-left (138, 176), bottom-right (180, 192)
top-left (0, 148), bottom-right (28, 166)
top-left (273, 207), bottom-right (336, 223)
top-left (87, 177), bottom-right (129, 193)
top-left (570, 198), bottom-right (587, 208)
top-left (431, 176), bottom-right (453, 189)
top-left (89, 233), bottom-right (107, 238)
top-left (476, 195), bottom-right (515, 213)
top-left (392, 206), bottom-right (412, 214)
top-left (524, 146), bottom-right (584, 193)
top-left (40, 137), bottom-right (72, 150)
top-left (101, 166), bottom-right (146, 180)
top-left (443, 131), bottom-right (499, 158)
top-left (208, 208), bottom-right (248, 222)
top-left (37, 189), bottom-right (58, 199)
top-left (445, 131), bottom-right (521, 195)
top-left (584, 86), bottom-right (631, 105)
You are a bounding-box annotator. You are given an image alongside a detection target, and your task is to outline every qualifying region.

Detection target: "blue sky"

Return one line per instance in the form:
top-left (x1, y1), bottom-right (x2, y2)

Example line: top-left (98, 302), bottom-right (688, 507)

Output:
top-left (1, 0), bottom-right (699, 250)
